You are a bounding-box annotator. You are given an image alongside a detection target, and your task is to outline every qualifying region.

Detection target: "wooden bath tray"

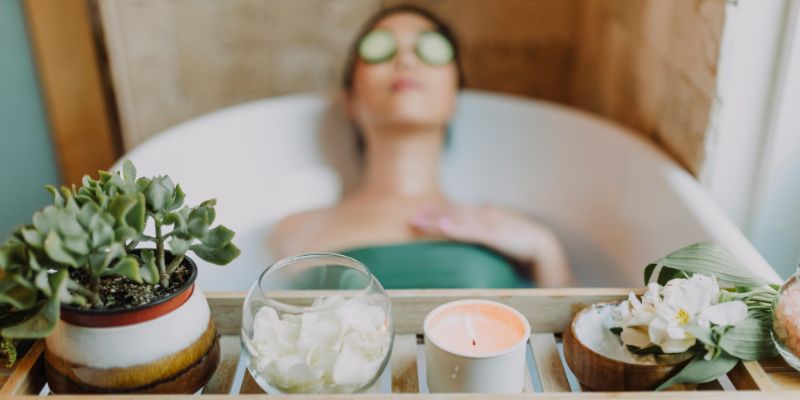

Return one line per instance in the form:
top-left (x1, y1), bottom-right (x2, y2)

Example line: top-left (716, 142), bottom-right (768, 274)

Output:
top-left (1, 288), bottom-right (799, 398)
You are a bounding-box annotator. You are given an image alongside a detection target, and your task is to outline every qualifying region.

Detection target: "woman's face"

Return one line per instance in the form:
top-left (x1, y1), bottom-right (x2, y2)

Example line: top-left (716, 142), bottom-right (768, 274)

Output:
top-left (348, 13), bottom-right (459, 133)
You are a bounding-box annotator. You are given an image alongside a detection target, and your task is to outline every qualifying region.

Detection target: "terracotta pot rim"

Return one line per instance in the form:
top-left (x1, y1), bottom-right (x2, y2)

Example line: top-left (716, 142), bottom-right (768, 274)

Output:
top-left (568, 301), bottom-right (693, 368)
top-left (60, 252), bottom-right (198, 326)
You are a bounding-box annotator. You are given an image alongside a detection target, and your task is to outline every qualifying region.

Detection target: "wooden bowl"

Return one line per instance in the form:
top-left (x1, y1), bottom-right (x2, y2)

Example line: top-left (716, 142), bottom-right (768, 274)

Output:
top-left (562, 302), bottom-right (694, 391)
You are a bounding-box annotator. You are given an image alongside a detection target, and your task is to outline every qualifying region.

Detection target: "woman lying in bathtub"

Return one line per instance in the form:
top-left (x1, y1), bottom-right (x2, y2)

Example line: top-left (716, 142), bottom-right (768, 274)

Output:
top-left (271, 5), bottom-right (573, 288)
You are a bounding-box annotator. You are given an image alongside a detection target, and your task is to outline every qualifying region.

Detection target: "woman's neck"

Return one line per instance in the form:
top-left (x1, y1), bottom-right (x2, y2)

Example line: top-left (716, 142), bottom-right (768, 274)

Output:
top-left (354, 125), bottom-right (446, 202)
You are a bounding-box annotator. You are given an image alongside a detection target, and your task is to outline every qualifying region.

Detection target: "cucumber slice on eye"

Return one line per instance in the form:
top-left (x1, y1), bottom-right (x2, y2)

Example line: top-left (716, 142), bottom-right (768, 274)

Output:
top-left (358, 29), bottom-right (397, 64)
top-left (416, 31), bottom-right (454, 66)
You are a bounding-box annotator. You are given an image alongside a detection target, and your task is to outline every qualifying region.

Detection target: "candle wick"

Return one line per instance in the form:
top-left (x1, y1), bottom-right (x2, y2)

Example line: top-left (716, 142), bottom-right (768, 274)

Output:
top-left (466, 316), bottom-right (478, 348)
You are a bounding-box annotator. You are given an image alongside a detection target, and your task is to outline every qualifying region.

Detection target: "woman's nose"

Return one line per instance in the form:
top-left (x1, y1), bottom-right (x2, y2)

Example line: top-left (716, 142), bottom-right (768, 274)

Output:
top-left (394, 47), bottom-right (419, 70)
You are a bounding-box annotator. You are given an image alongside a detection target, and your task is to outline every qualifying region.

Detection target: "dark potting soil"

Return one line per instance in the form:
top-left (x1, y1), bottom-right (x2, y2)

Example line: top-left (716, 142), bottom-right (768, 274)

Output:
top-left (69, 264), bottom-right (191, 310)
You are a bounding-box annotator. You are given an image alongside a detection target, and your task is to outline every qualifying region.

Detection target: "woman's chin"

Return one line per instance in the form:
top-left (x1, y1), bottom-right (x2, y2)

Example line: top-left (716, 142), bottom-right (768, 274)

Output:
top-left (380, 107), bottom-right (448, 129)
top-left (381, 115), bottom-right (444, 131)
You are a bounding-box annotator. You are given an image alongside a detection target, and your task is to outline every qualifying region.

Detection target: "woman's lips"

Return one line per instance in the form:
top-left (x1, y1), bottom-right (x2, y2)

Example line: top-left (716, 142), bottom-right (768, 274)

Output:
top-left (390, 78), bottom-right (423, 92)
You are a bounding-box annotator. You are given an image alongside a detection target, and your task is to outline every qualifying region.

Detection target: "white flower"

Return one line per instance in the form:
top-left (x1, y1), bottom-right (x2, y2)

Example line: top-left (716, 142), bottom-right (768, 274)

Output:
top-left (612, 283), bottom-right (661, 349)
top-left (647, 276), bottom-right (711, 352)
top-left (642, 282), bottom-right (662, 307)
top-left (610, 274), bottom-right (749, 355)
top-left (648, 274), bottom-right (746, 353)
top-left (612, 283), bottom-right (660, 327)
top-left (700, 300), bottom-right (748, 327)
top-left (648, 313), bottom-right (697, 353)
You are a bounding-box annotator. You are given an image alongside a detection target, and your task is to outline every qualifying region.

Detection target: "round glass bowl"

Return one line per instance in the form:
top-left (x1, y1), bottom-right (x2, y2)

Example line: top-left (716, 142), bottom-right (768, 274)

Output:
top-left (773, 270), bottom-right (800, 371)
top-left (241, 253), bottom-right (394, 393)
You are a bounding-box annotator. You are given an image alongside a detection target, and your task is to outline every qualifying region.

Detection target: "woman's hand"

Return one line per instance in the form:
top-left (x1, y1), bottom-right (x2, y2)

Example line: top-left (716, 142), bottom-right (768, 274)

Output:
top-left (410, 203), bottom-right (573, 287)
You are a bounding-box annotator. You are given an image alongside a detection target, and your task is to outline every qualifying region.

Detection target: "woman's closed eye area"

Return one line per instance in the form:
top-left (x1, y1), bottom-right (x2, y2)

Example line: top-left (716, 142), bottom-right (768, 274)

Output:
top-left (345, 11), bottom-right (461, 140)
top-left (358, 29), bottom-right (454, 66)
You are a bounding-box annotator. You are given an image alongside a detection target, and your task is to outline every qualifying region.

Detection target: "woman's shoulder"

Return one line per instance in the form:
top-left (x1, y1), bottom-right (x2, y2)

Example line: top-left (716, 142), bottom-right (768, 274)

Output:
top-left (268, 199), bottom-right (415, 257)
top-left (269, 208), bottom-right (334, 257)
top-left (274, 208), bottom-right (330, 231)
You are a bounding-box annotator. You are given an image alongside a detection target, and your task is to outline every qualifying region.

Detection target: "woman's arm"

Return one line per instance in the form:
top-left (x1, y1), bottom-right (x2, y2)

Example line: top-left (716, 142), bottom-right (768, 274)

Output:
top-left (410, 204), bottom-right (574, 287)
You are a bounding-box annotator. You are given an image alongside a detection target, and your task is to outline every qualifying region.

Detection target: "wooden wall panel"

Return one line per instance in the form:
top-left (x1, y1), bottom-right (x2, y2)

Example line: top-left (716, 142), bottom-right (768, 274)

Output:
top-left (96, 0), bottom-right (725, 175)
top-left (569, 0), bottom-right (726, 174)
top-left (24, 0), bottom-right (119, 185)
top-left (97, 0), bottom-right (581, 149)
top-left (387, 0), bottom-right (582, 102)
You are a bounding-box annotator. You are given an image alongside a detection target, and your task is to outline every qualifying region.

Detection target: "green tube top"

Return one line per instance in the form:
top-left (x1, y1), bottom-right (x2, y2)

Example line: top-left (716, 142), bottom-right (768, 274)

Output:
top-left (338, 241), bottom-right (524, 289)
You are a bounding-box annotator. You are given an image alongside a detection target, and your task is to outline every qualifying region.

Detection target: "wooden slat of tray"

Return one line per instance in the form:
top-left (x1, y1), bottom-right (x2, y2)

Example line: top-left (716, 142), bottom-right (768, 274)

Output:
top-left (4, 289), bottom-right (800, 397)
top-left (757, 356), bottom-right (800, 390)
top-left (7, 392), bottom-right (800, 399)
top-left (728, 360), bottom-right (775, 391)
top-left (696, 379), bottom-right (724, 390)
top-left (391, 334), bottom-right (419, 392)
top-left (761, 356), bottom-right (798, 373)
top-left (201, 335), bottom-right (240, 394)
top-left (768, 372), bottom-right (800, 390)
top-left (0, 341), bottom-right (34, 390)
top-left (0, 341), bottom-right (44, 395)
top-left (209, 288), bottom-right (642, 336)
top-left (530, 333), bottom-right (571, 392)
top-left (239, 370), bottom-right (264, 394)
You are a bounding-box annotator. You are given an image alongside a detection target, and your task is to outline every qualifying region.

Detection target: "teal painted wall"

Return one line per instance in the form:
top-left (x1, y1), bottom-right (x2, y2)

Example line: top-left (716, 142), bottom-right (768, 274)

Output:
top-left (0, 0), bottom-right (60, 238)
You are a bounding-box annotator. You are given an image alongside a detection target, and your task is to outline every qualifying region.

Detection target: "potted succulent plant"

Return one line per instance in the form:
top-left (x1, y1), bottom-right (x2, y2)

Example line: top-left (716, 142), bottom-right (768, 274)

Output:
top-left (0, 160), bottom-right (240, 393)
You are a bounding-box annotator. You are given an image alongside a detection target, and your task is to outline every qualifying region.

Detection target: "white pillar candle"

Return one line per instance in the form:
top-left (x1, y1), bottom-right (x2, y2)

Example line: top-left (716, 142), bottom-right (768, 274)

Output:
top-left (423, 299), bottom-right (531, 393)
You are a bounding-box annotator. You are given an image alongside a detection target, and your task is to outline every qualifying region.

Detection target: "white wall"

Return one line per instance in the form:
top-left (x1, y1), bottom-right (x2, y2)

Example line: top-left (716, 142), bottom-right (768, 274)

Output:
top-left (705, 0), bottom-right (800, 278)
top-left (748, 0), bottom-right (800, 278)
top-left (0, 0), bottom-right (61, 238)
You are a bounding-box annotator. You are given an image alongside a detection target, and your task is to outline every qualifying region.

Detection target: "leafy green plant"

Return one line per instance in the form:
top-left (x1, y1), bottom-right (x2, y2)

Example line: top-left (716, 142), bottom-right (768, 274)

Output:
top-left (0, 160), bottom-right (240, 338)
top-left (0, 303), bottom-right (37, 366)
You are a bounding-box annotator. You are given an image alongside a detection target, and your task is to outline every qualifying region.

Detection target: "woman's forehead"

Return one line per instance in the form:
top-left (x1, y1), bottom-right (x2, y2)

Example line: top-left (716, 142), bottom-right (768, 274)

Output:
top-left (373, 12), bottom-right (436, 35)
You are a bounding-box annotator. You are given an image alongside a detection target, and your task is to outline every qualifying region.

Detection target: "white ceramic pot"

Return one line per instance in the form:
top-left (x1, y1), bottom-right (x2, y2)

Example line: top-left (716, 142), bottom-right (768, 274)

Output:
top-left (44, 256), bottom-right (220, 394)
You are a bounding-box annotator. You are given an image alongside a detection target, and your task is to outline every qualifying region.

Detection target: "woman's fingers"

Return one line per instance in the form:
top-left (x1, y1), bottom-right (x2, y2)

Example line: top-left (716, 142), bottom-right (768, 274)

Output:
top-left (409, 203), bottom-right (441, 229)
top-left (410, 205), bottom-right (479, 241)
top-left (410, 214), bottom-right (434, 232)
top-left (411, 203), bottom-right (574, 287)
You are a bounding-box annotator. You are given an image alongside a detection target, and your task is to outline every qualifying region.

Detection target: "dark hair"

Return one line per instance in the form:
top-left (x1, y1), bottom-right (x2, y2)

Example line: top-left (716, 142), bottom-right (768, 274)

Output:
top-left (341, 4), bottom-right (466, 92)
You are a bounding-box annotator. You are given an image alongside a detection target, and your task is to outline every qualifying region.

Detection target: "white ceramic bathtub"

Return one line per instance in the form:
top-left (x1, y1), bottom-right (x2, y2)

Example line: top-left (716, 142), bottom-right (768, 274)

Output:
top-left (118, 90), bottom-right (780, 291)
